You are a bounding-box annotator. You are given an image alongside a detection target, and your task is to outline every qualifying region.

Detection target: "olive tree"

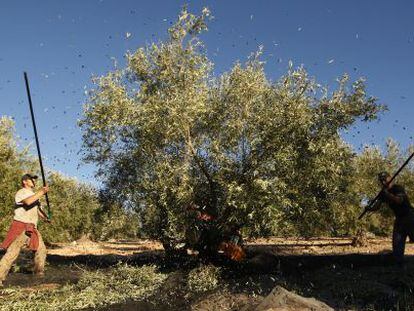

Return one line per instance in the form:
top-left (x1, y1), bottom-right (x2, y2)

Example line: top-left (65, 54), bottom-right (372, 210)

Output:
top-left (80, 8), bottom-right (385, 252)
top-left (0, 117), bottom-right (34, 235)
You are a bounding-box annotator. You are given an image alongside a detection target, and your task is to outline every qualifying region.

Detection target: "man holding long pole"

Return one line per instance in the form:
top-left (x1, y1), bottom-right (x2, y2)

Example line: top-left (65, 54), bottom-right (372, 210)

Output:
top-left (358, 149), bottom-right (414, 265)
top-left (0, 72), bottom-right (51, 286)
top-left (0, 174), bottom-right (50, 286)
top-left (367, 171), bottom-right (414, 266)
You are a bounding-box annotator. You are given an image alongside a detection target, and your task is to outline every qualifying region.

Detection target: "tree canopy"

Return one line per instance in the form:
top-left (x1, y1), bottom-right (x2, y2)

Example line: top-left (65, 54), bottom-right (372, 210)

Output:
top-left (80, 8), bottom-right (386, 249)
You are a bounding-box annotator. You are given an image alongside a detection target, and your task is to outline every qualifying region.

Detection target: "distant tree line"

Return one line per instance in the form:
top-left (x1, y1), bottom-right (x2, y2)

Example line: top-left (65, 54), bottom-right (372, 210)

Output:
top-left (0, 117), bottom-right (138, 243)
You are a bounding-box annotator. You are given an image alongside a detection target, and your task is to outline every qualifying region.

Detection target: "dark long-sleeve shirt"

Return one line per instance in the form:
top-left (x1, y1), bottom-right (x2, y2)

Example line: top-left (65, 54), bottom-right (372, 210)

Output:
top-left (379, 184), bottom-right (413, 218)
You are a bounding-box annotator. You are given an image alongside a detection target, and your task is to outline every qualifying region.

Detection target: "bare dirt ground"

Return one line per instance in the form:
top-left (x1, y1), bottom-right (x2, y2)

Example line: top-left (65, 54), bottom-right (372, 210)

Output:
top-left (4, 236), bottom-right (414, 310)
top-left (47, 237), bottom-right (164, 257)
top-left (46, 236), bottom-right (413, 257)
top-left (246, 236), bottom-right (414, 256)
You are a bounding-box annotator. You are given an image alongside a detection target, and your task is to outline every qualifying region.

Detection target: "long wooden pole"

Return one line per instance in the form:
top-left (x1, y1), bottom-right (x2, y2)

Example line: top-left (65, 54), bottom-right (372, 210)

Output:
top-left (24, 72), bottom-right (51, 219)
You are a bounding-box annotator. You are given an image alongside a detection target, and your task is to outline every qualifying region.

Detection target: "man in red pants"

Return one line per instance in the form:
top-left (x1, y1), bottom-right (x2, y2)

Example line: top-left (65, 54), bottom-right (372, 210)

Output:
top-left (0, 174), bottom-right (50, 286)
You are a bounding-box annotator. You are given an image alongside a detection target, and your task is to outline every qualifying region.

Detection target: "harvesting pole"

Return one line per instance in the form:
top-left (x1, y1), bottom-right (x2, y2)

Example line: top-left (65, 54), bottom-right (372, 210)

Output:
top-left (24, 72), bottom-right (51, 219)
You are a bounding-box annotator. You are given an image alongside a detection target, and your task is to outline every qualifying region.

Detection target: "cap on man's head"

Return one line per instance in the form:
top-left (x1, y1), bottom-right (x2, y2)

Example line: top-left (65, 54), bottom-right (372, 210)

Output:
top-left (378, 171), bottom-right (390, 181)
top-left (21, 173), bottom-right (38, 182)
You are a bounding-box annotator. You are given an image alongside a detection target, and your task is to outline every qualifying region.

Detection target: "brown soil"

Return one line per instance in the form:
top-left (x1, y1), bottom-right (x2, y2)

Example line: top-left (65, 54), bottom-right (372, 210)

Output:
top-left (47, 238), bottom-right (163, 256)
top-left (245, 236), bottom-right (414, 256)
top-left (45, 235), bottom-right (414, 257)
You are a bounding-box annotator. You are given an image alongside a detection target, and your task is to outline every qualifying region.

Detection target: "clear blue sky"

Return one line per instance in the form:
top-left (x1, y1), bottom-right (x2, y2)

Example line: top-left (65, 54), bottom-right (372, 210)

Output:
top-left (1, 0), bottom-right (413, 185)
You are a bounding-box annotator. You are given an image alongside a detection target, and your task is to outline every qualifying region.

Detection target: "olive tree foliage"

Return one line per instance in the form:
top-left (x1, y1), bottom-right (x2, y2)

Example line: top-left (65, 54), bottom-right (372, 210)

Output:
top-left (80, 8), bottom-right (385, 247)
top-left (37, 172), bottom-right (139, 242)
top-left (37, 172), bottom-right (101, 242)
top-left (0, 117), bottom-right (34, 235)
top-left (93, 190), bottom-right (140, 241)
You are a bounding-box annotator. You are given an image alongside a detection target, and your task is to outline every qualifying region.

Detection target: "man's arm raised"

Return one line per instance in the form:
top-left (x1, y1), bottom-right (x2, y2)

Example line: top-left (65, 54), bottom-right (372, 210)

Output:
top-left (21, 186), bottom-right (49, 207)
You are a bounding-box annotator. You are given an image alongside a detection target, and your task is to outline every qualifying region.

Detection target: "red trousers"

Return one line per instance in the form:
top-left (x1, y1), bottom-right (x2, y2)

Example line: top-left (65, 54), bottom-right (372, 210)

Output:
top-left (1, 220), bottom-right (39, 251)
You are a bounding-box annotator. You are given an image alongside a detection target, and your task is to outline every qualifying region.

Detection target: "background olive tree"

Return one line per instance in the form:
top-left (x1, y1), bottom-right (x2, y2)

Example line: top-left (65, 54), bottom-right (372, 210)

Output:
top-left (0, 117), bottom-right (33, 234)
top-left (79, 7), bottom-right (386, 251)
top-left (0, 116), bottom-right (138, 243)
